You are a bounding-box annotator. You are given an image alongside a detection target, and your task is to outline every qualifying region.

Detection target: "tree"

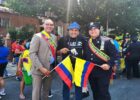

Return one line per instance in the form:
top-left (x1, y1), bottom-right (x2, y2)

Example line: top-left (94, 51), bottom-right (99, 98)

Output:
top-left (4, 0), bottom-right (68, 21)
top-left (5, 0), bottom-right (49, 16)
top-left (8, 25), bottom-right (35, 40)
top-left (70, 0), bottom-right (140, 34)
top-left (4, 0), bottom-right (140, 34)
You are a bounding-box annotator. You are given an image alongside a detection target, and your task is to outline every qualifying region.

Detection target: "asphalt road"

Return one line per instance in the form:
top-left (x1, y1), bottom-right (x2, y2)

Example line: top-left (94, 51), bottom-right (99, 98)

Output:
top-left (1, 63), bottom-right (140, 100)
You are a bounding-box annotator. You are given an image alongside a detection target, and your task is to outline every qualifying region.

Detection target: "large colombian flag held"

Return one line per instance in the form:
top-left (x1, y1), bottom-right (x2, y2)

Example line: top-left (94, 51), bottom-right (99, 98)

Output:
top-left (74, 57), bottom-right (95, 87)
top-left (55, 56), bottom-right (73, 89)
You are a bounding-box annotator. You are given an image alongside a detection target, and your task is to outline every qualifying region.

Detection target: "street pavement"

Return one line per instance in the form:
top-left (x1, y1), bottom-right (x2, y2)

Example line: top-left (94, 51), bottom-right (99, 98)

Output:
top-left (2, 63), bottom-right (140, 100)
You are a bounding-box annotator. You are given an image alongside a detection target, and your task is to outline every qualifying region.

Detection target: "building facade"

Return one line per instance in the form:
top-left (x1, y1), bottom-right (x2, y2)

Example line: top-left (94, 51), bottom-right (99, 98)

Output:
top-left (0, 6), bottom-right (40, 36)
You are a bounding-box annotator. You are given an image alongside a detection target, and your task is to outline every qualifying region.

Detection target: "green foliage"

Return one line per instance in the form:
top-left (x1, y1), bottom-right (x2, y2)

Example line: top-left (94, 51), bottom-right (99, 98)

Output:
top-left (18, 25), bottom-right (35, 40)
top-left (5, 0), bottom-right (47, 16)
top-left (8, 25), bottom-right (35, 40)
top-left (4, 0), bottom-right (140, 34)
top-left (4, 0), bottom-right (68, 20)
top-left (67, 0), bottom-right (140, 34)
top-left (8, 27), bottom-right (17, 40)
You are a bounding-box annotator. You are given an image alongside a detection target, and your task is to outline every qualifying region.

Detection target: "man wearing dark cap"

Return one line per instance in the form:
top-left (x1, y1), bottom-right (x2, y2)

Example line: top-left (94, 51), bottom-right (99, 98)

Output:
top-left (57, 22), bottom-right (86, 100)
top-left (85, 22), bottom-right (117, 100)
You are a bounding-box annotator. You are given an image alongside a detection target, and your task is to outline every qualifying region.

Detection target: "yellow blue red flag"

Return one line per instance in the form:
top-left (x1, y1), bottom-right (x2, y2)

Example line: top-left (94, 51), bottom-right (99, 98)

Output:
top-left (74, 57), bottom-right (95, 87)
top-left (55, 56), bottom-right (73, 89)
top-left (21, 50), bottom-right (32, 76)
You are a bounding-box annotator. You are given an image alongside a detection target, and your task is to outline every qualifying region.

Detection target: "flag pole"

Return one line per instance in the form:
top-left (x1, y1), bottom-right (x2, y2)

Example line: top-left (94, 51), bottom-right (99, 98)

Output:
top-left (42, 68), bottom-right (55, 80)
top-left (42, 65), bottom-right (58, 80)
top-left (42, 57), bottom-right (66, 80)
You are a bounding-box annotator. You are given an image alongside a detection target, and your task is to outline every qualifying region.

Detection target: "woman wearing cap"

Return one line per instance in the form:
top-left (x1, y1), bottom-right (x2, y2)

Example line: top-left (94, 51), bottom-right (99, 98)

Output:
top-left (0, 37), bottom-right (9, 99)
top-left (57, 22), bottom-right (86, 100)
top-left (84, 22), bottom-right (117, 100)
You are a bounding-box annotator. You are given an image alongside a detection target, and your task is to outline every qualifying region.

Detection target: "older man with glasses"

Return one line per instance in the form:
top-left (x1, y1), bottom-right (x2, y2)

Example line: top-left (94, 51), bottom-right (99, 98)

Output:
top-left (30, 19), bottom-right (57, 100)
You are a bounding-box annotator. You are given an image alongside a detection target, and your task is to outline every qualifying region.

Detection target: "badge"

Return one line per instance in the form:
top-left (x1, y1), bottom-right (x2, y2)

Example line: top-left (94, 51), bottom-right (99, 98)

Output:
top-left (71, 48), bottom-right (78, 56)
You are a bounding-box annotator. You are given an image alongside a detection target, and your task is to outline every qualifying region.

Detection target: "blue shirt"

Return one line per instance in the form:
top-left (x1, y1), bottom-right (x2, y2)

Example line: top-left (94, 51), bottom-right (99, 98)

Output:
top-left (0, 46), bottom-right (9, 64)
top-left (113, 40), bottom-right (120, 52)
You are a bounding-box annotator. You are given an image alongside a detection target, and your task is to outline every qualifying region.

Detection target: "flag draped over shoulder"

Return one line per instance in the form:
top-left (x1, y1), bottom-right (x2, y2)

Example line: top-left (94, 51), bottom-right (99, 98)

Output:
top-left (74, 57), bottom-right (95, 87)
top-left (21, 50), bottom-right (32, 76)
top-left (55, 56), bottom-right (73, 89)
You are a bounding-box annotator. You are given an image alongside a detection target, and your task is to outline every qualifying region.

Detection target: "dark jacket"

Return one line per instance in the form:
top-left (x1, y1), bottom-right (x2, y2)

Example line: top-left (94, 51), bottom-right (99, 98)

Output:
top-left (57, 35), bottom-right (86, 68)
top-left (125, 41), bottom-right (140, 61)
top-left (85, 36), bottom-right (117, 76)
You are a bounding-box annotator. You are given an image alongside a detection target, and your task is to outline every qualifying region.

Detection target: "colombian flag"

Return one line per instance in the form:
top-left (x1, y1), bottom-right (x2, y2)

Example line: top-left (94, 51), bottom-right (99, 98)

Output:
top-left (55, 56), bottom-right (73, 89)
top-left (21, 50), bottom-right (32, 76)
top-left (74, 57), bottom-right (95, 87)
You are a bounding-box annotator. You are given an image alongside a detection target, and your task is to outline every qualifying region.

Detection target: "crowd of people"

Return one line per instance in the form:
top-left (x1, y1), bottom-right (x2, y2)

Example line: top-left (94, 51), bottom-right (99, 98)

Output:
top-left (108, 33), bottom-right (140, 79)
top-left (0, 18), bottom-right (140, 100)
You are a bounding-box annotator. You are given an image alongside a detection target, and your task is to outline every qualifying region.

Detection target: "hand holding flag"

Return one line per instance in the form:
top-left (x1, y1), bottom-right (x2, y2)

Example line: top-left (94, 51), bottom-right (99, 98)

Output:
top-left (42, 55), bottom-right (100, 89)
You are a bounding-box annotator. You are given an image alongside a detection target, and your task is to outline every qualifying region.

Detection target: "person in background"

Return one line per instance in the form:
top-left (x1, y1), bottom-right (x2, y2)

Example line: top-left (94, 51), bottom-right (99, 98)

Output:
top-left (125, 34), bottom-right (140, 79)
top-left (108, 34), bottom-right (120, 53)
top-left (121, 35), bottom-right (131, 75)
top-left (108, 34), bottom-right (121, 78)
top-left (15, 39), bottom-right (26, 81)
top-left (121, 35), bottom-right (131, 58)
top-left (25, 39), bottom-right (31, 49)
top-left (14, 39), bottom-right (26, 65)
top-left (11, 40), bottom-right (18, 65)
top-left (15, 39), bottom-right (26, 56)
top-left (0, 37), bottom-right (9, 99)
top-left (17, 42), bottom-right (31, 99)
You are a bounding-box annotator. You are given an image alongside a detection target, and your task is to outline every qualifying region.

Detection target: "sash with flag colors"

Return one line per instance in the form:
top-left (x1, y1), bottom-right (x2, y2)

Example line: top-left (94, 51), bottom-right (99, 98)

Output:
top-left (74, 57), bottom-right (95, 87)
top-left (41, 30), bottom-right (56, 64)
top-left (55, 56), bottom-right (73, 89)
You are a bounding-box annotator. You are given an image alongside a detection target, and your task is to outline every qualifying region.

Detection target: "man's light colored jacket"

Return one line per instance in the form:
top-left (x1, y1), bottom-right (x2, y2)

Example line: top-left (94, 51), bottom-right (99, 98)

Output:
top-left (29, 32), bottom-right (56, 75)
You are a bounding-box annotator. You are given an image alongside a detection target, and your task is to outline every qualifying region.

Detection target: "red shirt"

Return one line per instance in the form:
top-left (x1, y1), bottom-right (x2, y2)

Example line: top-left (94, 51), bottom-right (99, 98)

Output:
top-left (15, 44), bottom-right (25, 53)
top-left (12, 42), bottom-right (17, 52)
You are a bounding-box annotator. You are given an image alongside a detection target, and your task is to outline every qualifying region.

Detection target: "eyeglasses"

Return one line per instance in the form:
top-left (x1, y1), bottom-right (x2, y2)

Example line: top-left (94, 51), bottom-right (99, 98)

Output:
top-left (45, 23), bottom-right (54, 26)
